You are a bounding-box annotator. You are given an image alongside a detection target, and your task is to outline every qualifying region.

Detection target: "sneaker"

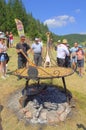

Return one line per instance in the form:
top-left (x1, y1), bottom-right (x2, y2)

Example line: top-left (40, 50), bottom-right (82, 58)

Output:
top-left (1, 76), bottom-right (6, 80)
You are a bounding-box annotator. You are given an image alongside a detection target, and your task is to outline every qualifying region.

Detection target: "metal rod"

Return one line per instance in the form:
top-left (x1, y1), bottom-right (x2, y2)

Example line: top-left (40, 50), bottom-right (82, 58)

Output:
top-left (62, 77), bottom-right (67, 94)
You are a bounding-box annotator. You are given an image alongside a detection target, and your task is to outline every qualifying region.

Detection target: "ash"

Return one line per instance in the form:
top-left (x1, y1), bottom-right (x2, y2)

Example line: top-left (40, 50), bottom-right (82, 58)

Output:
top-left (7, 84), bottom-right (75, 125)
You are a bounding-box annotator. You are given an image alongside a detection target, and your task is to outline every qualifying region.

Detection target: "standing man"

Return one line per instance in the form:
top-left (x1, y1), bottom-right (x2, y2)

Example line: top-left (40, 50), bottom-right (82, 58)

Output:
top-left (30, 38), bottom-right (43, 66)
top-left (70, 42), bottom-right (78, 70)
top-left (5, 31), bottom-right (9, 48)
top-left (56, 39), bottom-right (69, 67)
top-left (16, 35), bottom-right (30, 69)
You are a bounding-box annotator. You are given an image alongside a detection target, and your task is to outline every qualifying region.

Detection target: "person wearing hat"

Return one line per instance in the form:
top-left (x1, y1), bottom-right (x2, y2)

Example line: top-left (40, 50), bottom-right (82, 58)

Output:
top-left (55, 40), bottom-right (61, 51)
top-left (0, 35), bottom-right (8, 79)
top-left (16, 35), bottom-right (31, 74)
top-left (76, 45), bottom-right (84, 77)
top-left (30, 38), bottom-right (43, 66)
top-left (56, 39), bottom-right (70, 67)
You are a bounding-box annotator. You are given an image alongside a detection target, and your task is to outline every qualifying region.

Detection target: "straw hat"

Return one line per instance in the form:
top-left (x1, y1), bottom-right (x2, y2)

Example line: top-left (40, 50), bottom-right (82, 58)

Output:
top-left (62, 39), bottom-right (68, 44)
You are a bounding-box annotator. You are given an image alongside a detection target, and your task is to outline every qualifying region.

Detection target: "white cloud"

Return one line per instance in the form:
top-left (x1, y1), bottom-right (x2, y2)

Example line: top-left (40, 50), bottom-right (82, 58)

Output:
top-left (80, 32), bottom-right (86, 35)
top-left (44, 15), bottom-right (75, 28)
top-left (75, 9), bottom-right (81, 13)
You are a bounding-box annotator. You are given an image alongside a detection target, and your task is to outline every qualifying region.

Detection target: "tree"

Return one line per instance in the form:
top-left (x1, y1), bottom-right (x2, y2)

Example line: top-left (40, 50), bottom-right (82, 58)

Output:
top-left (0, 0), bottom-right (7, 31)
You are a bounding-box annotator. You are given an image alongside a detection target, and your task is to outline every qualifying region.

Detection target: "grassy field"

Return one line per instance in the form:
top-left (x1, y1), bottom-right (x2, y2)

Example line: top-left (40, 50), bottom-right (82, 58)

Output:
top-left (0, 37), bottom-right (86, 130)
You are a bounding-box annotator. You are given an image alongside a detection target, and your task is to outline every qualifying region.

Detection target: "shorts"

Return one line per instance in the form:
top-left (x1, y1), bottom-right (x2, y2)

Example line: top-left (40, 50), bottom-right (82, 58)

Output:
top-left (0, 54), bottom-right (6, 62)
top-left (77, 59), bottom-right (84, 67)
top-left (71, 56), bottom-right (77, 63)
top-left (10, 39), bottom-right (13, 44)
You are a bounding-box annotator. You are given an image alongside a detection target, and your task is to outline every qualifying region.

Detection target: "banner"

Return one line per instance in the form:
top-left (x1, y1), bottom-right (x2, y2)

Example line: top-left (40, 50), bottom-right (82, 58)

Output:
top-left (15, 18), bottom-right (25, 37)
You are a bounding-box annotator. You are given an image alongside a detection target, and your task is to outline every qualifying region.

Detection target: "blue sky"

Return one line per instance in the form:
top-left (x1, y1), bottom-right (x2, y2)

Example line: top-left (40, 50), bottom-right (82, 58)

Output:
top-left (23, 0), bottom-right (86, 35)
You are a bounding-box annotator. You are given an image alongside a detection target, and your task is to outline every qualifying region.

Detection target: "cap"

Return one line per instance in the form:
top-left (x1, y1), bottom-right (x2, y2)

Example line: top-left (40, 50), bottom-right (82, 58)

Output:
top-left (78, 45), bottom-right (82, 48)
top-left (35, 38), bottom-right (39, 41)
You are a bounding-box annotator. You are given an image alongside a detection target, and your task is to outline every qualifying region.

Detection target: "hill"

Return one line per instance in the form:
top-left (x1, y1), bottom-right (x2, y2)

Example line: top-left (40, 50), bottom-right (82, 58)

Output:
top-left (52, 33), bottom-right (86, 47)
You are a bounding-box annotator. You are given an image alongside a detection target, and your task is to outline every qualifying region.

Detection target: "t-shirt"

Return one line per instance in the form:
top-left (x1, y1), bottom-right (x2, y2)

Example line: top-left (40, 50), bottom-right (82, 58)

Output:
top-left (70, 47), bottom-right (78, 58)
top-left (16, 42), bottom-right (30, 57)
top-left (31, 43), bottom-right (42, 54)
top-left (57, 44), bottom-right (69, 59)
top-left (76, 50), bottom-right (84, 60)
top-left (0, 43), bottom-right (6, 53)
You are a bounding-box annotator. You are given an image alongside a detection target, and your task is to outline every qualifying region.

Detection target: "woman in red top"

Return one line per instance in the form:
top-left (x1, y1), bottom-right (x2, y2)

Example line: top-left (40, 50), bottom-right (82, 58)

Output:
top-left (9, 32), bottom-right (13, 48)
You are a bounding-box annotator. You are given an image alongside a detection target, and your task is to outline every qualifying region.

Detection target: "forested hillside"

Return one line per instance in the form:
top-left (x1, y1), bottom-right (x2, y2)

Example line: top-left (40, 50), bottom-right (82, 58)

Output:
top-left (0, 0), bottom-right (49, 41)
top-left (56, 34), bottom-right (86, 46)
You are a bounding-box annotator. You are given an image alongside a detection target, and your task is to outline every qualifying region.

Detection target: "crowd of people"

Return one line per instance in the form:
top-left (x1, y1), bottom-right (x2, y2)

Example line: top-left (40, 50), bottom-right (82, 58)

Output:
top-left (0, 31), bottom-right (86, 80)
top-left (56, 39), bottom-right (85, 77)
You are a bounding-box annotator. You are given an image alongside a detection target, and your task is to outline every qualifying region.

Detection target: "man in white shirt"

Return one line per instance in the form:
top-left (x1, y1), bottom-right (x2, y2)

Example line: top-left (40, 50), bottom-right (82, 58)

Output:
top-left (31, 38), bottom-right (43, 66)
top-left (57, 39), bottom-right (69, 67)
